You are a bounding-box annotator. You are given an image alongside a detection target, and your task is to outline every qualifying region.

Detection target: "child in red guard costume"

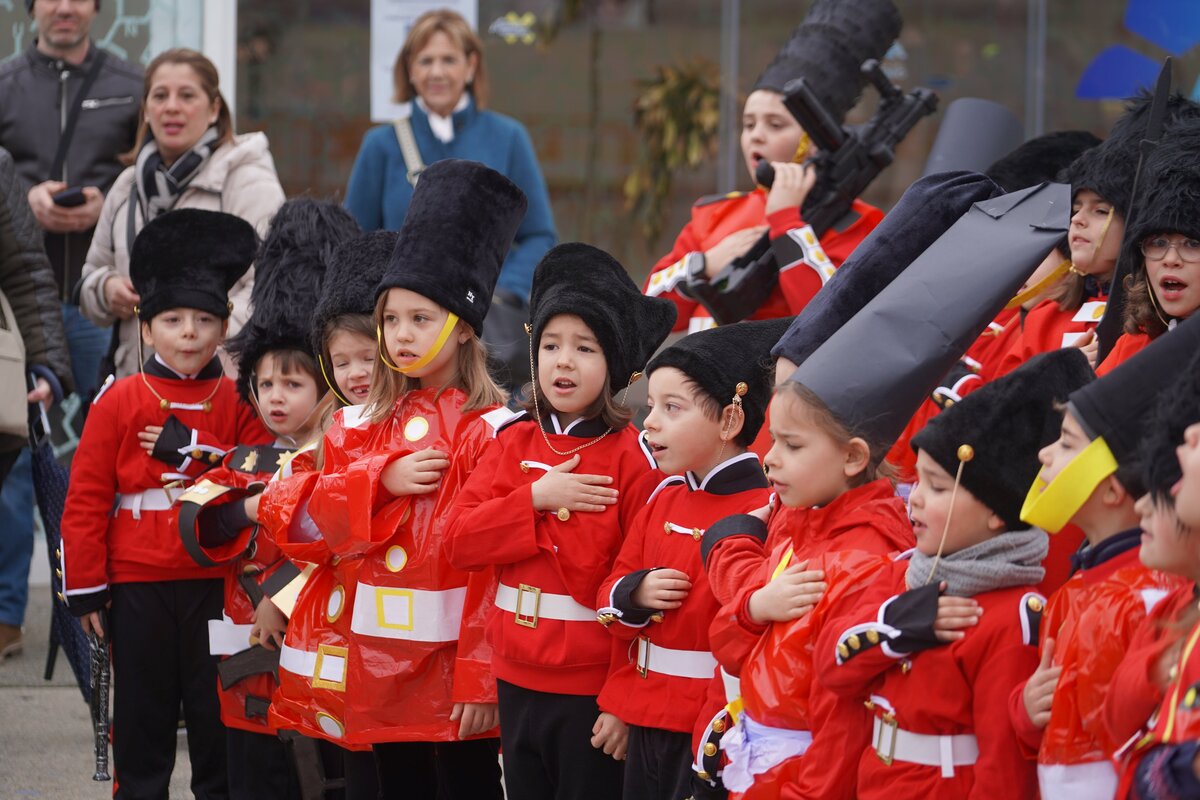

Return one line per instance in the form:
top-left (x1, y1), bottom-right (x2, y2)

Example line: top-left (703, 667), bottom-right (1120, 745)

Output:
top-left (595, 317), bottom-right (786, 800)
top-left (445, 242), bottom-right (676, 800)
top-left (1012, 314), bottom-right (1198, 798)
top-left (258, 230), bottom-right (394, 799)
top-left (60, 209), bottom-right (270, 799)
top-left (815, 349), bottom-right (1095, 800)
top-left (176, 199), bottom-right (360, 799)
top-left (642, 0), bottom-right (897, 332)
top-left (305, 160), bottom-right (525, 799)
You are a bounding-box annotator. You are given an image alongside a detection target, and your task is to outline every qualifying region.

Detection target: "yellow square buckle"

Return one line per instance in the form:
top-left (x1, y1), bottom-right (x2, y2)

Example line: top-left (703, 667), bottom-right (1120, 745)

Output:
top-left (875, 712), bottom-right (898, 766)
top-left (312, 644), bottom-right (348, 692)
top-left (514, 583), bottom-right (541, 628)
top-left (636, 636), bottom-right (651, 679)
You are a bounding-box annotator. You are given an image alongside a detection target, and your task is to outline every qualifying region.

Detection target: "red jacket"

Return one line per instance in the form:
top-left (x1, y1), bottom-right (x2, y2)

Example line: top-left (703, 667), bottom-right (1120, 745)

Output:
top-left (643, 190), bottom-right (883, 332)
top-left (1096, 332), bottom-right (1153, 376)
top-left (596, 453), bottom-right (771, 733)
top-left (306, 389), bottom-right (512, 744)
top-left (995, 295), bottom-right (1107, 379)
top-left (60, 357), bottom-right (269, 613)
top-left (816, 560), bottom-right (1042, 800)
top-left (445, 413), bottom-right (661, 696)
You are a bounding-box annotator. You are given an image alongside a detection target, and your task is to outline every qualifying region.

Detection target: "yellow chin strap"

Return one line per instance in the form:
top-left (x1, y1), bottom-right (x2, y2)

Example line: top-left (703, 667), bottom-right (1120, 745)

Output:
top-left (317, 354), bottom-right (352, 406)
top-left (1005, 260), bottom-right (1073, 310)
top-left (1020, 436), bottom-right (1119, 533)
top-left (377, 313), bottom-right (460, 374)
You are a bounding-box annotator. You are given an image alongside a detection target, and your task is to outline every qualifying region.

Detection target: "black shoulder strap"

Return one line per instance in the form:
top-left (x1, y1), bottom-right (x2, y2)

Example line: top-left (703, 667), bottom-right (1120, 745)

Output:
top-left (50, 50), bottom-right (108, 182)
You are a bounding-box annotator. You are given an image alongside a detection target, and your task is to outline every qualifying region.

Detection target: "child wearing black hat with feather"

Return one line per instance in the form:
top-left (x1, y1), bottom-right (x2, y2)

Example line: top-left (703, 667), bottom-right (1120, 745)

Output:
top-left (170, 198), bottom-right (359, 799)
top-left (445, 242), bottom-right (676, 800)
top-left (58, 208), bottom-right (272, 797)
top-left (590, 318), bottom-right (785, 800)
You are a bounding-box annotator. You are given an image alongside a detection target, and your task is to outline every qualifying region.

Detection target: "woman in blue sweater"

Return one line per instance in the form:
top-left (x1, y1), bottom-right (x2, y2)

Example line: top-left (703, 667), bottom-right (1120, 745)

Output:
top-left (344, 9), bottom-right (556, 300)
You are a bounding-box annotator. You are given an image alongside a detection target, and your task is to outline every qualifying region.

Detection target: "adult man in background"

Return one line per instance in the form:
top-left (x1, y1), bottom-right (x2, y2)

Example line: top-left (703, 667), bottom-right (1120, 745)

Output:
top-left (0, 0), bottom-right (140, 659)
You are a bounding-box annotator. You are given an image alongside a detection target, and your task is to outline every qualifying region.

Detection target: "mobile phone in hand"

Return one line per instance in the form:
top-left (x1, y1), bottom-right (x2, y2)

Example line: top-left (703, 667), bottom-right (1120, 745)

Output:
top-left (52, 187), bottom-right (87, 207)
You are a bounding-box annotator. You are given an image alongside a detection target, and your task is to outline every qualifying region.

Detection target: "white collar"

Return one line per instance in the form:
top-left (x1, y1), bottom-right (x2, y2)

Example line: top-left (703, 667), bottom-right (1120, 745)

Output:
top-left (416, 95), bottom-right (470, 143)
top-left (154, 353), bottom-right (197, 380)
top-left (685, 451), bottom-right (760, 492)
top-left (549, 413), bottom-right (587, 435)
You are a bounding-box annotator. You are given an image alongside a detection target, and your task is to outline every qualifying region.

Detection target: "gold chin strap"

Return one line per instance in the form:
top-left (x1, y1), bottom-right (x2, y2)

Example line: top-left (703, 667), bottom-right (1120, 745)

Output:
top-left (247, 375), bottom-right (328, 449)
top-left (923, 445), bottom-right (975, 587)
top-left (317, 354), bottom-right (352, 407)
top-left (793, 132), bottom-right (812, 163)
top-left (1005, 260), bottom-right (1073, 310)
top-left (1146, 272), bottom-right (1175, 330)
top-left (377, 313), bottom-right (460, 375)
top-left (525, 322), bottom-right (616, 458)
top-left (1020, 436), bottom-right (1118, 534)
top-left (716, 382), bottom-right (749, 466)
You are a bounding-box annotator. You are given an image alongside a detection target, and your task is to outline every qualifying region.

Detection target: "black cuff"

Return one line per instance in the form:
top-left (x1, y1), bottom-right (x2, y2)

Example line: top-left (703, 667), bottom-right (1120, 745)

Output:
top-left (701, 514), bottom-right (768, 570)
top-left (66, 588), bottom-right (110, 617)
top-left (197, 498), bottom-right (252, 548)
top-left (151, 415), bottom-right (192, 467)
top-left (610, 569), bottom-right (658, 625)
top-left (881, 583), bottom-right (943, 655)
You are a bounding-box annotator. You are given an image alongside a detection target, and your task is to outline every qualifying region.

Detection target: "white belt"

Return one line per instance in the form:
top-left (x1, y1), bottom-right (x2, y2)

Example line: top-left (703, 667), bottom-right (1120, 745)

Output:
top-left (495, 582), bottom-right (594, 627)
top-left (721, 667), bottom-right (741, 704)
top-left (635, 637), bottom-right (717, 680)
top-left (279, 642), bottom-right (347, 691)
top-left (350, 582), bottom-right (466, 642)
top-left (208, 618), bottom-right (254, 656)
top-left (872, 715), bottom-right (979, 778)
top-left (721, 712), bottom-right (813, 792)
top-left (116, 488), bottom-right (176, 519)
top-left (1037, 761), bottom-right (1118, 800)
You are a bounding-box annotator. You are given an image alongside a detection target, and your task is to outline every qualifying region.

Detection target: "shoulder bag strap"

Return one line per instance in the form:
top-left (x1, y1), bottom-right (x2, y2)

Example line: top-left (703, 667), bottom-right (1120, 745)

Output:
top-left (50, 50), bottom-right (108, 182)
top-left (393, 117), bottom-right (425, 187)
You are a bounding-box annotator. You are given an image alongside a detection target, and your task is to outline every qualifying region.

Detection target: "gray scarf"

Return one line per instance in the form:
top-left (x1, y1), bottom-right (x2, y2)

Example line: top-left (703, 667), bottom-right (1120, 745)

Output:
top-left (135, 125), bottom-right (220, 221)
top-left (906, 527), bottom-right (1048, 597)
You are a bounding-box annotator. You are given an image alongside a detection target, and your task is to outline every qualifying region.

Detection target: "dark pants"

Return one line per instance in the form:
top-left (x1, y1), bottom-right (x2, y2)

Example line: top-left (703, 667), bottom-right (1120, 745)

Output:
top-left (373, 737), bottom-right (502, 800)
top-left (623, 725), bottom-right (693, 800)
top-left (109, 579), bottom-right (227, 800)
top-left (227, 728), bottom-right (300, 800)
top-left (497, 679), bottom-right (624, 800)
top-left (322, 741), bottom-right (381, 800)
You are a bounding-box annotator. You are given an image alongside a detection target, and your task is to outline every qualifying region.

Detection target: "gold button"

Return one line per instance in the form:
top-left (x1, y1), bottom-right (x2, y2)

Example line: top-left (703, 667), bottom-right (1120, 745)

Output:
top-left (1187, 687), bottom-right (1198, 708)
top-left (56, 592), bottom-right (66, 602)
top-left (520, 462), bottom-right (530, 473)
top-left (1027, 597), bottom-right (1044, 613)
top-left (650, 612), bottom-right (664, 623)
top-left (664, 522), bottom-right (672, 534)
top-left (837, 643), bottom-right (849, 659)
top-left (191, 449), bottom-right (203, 459)
top-left (901, 661), bottom-right (912, 674)
top-left (847, 634), bottom-right (861, 650)
top-left (692, 528), bottom-right (702, 541)
top-left (863, 700), bottom-right (875, 711)
top-left (209, 453), bottom-right (219, 463)
top-left (556, 508), bottom-right (570, 522)
top-left (712, 718), bottom-right (725, 734)
top-left (55, 549), bottom-right (61, 560)
top-left (697, 771), bottom-right (710, 781)
top-left (866, 629), bottom-right (880, 645)
top-left (597, 613), bottom-right (616, 626)
top-left (159, 398), bottom-right (170, 411)
top-left (703, 743), bottom-right (718, 757)
top-left (55, 568), bottom-right (62, 579)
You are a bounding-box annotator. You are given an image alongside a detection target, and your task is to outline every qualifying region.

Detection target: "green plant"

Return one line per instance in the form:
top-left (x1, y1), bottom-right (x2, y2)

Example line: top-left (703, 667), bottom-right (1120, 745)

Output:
top-left (624, 60), bottom-right (722, 245)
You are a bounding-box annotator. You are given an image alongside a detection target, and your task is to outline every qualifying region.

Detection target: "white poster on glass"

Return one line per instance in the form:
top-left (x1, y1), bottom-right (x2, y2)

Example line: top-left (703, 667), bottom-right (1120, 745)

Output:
top-left (370, 0), bottom-right (479, 122)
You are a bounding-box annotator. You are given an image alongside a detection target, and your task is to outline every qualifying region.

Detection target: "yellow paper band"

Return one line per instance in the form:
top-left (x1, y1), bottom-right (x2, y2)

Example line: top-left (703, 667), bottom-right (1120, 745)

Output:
top-left (1020, 436), bottom-right (1119, 533)
top-left (378, 313), bottom-right (460, 374)
top-left (317, 354), bottom-right (351, 406)
top-left (1005, 260), bottom-right (1072, 311)
top-left (771, 546), bottom-right (794, 581)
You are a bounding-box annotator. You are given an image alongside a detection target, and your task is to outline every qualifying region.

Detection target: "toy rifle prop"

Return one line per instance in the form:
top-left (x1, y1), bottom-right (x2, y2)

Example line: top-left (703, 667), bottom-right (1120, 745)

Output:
top-left (679, 59), bottom-right (938, 326)
top-left (87, 610), bottom-right (111, 781)
top-left (1094, 57), bottom-right (1173, 362)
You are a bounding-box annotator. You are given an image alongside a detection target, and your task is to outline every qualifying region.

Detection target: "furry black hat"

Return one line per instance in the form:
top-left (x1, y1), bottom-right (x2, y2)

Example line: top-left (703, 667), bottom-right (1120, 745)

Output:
top-left (130, 209), bottom-right (255, 322)
top-left (913, 349), bottom-right (1094, 529)
top-left (311, 230), bottom-right (399, 354)
top-left (790, 181), bottom-right (1071, 452)
top-left (648, 317), bottom-right (793, 446)
top-left (985, 131), bottom-right (1101, 193)
top-left (1140, 346), bottom-right (1200, 503)
top-left (224, 199), bottom-right (361, 401)
top-left (378, 159), bottom-right (527, 335)
top-left (753, 0), bottom-right (901, 124)
top-left (530, 243), bottom-right (676, 393)
top-left (773, 171), bottom-right (1002, 367)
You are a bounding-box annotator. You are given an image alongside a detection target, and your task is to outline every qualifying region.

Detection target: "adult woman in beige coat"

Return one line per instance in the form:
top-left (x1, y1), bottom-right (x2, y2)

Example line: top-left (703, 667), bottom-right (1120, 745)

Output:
top-left (78, 48), bottom-right (284, 378)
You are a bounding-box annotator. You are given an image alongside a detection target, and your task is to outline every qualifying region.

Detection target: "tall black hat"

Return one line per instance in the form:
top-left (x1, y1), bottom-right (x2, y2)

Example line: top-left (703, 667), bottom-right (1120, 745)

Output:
top-left (788, 181), bottom-right (1071, 452)
top-left (985, 131), bottom-right (1102, 193)
top-left (772, 171), bottom-right (1001, 367)
top-left (913, 349), bottom-right (1094, 529)
top-left (311, 230), bottom-right (399, 354)
top-left (752, 0), bottom-right (901, 125)
top-left (1140, 346), bottom-right (1200, 503)
top-left (647, 317), bottom-right (793, 445)
top-left (378, 159), bottom-right (527, 335)
top-left (224, 199), bottom-right (361, 401)
top-left (530, 243), bottom-right (676, 393)
top-left (130, 209), bottom-right (256, 321)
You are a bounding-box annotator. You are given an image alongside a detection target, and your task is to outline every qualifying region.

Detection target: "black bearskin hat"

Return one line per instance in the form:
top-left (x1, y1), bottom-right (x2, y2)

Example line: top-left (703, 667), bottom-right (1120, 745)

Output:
top-left (530, 243), bottom-right (676, 393)
top-left (648, 317), bottom-right (793, 446)
top-left (985, 131), bottom-right (1101, 193)
top-left (378, 159), bottom-right (527, 335)
top-left (913, 350), bottom-right (1094, 530)
top-left (224, 199), bottom-right (361, 401)
top-left (753, 0), bottom-right (901, 125)
top-left (312, 230), bottom-right (399, 355)
top-left (130, 209), bottom-right (255, 322)
top-left (773, 171), bottom-right (1001, 367)
top-left (1141, 345), bottom-right (1200, 503)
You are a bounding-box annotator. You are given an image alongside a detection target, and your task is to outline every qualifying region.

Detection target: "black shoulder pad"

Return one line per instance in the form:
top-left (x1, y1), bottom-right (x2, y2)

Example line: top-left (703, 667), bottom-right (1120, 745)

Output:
top-left (694, 191), bottom-right (746, 208)
top-left (700, 514), bottom-right (768, 570)
top-left (496, 409), bottom-right (532, 435)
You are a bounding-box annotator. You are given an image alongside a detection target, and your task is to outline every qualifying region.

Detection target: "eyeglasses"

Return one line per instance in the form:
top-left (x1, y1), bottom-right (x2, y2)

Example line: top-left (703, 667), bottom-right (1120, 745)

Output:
top-left (1140, 236), bottom-right (1200, 263)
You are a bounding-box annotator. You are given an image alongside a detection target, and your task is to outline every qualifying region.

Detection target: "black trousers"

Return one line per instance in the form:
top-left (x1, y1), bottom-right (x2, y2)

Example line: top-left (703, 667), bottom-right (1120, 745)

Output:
top-left (373, 737), bottom-right (502, 799)
top-left (623, 725), bottom-right (693, 800)
top-left (109, 579), bottom-right (227, 800)
top-left (226, 728), bottom-right (300, 800)
top-left (497, 679), bottom-right (624, 800)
